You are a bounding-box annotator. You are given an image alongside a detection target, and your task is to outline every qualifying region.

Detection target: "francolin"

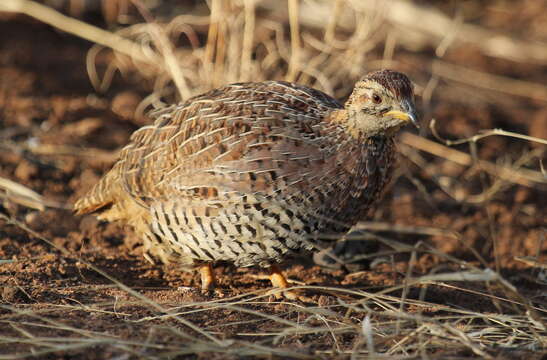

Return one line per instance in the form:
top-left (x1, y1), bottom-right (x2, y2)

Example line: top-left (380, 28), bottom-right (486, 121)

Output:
top-left (75, 69), bottom-right (419, 298)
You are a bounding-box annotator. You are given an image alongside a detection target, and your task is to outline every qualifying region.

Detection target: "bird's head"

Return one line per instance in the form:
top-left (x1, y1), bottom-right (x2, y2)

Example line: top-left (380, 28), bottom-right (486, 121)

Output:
top-left (343, 69), bottom-right (419, 138)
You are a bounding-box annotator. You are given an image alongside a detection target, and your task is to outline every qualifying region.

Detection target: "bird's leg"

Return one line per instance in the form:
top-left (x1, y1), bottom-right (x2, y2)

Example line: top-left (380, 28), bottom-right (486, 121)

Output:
top-left (199, 263), bottom-right (215, 292)
top-left (268, 265), bottom-right (297, 300)
top-left (268, 264), bottom-right (289, 288)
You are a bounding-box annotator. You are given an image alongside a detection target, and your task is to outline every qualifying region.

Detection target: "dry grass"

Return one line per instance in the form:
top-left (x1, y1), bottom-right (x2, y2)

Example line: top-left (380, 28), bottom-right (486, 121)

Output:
top-left (0, 0), bottom-right (546, 358)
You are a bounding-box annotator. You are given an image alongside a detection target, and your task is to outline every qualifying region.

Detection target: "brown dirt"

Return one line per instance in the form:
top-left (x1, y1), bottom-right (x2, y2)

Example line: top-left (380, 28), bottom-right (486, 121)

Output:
top-left (0, 3), bottom-right (546, 359)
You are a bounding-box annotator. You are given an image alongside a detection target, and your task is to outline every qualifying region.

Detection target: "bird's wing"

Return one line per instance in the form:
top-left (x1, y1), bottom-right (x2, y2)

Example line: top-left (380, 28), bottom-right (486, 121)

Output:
top-left (115, 81), bottom-right (345, 205)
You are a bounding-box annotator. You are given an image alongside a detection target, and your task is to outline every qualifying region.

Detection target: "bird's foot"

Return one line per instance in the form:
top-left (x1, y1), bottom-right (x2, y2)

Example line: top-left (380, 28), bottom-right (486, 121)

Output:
top-left (199, 263), bottom-right (216, 292)
top-left (267, 265), bottom-right (312, 301)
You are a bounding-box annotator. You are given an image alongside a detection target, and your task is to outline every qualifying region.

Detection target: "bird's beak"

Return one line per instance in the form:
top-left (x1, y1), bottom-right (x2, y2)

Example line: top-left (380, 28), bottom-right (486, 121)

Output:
top-left (383, 100), bottom-right (420, 128)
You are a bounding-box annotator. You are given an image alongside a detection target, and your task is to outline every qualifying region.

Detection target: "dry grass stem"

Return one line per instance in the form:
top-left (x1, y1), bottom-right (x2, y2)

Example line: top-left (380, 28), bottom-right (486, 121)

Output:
top-left (433, 61), bottom-right (547, 102)
top-left (260, 0), bottom-right (547, 64)
top-left (401, 132), bottom-right (546, 188)
top-left (129, 0), bottom-right (191, 100)
top-left (0, 213), bottom-right (224, 346)
top-left (0, 0), bottom-right (159, 66)
top-left (286, 0), bottom-right (301, 82)
top-left (0, 177), bottom-right (46, 211)
top-left (430, 121), bottom-right (547, 146)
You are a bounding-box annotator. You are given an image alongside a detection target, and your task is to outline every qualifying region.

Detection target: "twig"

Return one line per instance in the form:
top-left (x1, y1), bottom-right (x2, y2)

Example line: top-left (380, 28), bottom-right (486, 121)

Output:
top-left (130, 0), bottom-right (191, 100)
top-left (0, 177), bottom-right (46, 211)
top-left (401, 132), bottom-right (547, 188)
top-left (354, 221), bottom-right (459, 239)
top-left (430, 120), bottom-right (547, 146)
top-left (25, 144), bottom-right (119, 162)
top-left (286, 0), bottom-right (301, 82)
top-left (241, 0), bottom-right (256, 82)
top-left (0, 0), bottom-right (160, 66)
top-left (514, 256), bottom-right (547, 269)
top-left (1, 139), bottom-right (119, 163)
top-left (0, 213), bottom-right (225, 346)
top-left (260, 0), bottom-right (547, 64)
top-left (432, 61), bottom-right (547, 102)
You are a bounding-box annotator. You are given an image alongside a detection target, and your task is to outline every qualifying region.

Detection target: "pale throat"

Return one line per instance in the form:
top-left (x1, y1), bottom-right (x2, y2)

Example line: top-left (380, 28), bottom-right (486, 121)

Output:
top-left (325, 109), bottom-right (395, 140)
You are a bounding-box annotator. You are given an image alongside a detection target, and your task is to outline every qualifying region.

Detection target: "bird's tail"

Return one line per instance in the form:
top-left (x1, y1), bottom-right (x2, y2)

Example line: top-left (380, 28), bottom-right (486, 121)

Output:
top-left (73, 167), bottom-right (122, 217)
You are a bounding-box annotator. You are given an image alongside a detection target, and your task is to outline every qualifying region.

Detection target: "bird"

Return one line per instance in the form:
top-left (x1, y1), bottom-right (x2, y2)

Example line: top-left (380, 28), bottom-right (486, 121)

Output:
top-left (74, 69), bottom-right (419, 298)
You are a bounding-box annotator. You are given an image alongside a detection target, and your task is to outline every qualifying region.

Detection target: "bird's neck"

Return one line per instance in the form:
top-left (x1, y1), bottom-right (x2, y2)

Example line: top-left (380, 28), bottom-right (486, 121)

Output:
top-left (326, 109), bottom-right (391, 140)
top-left (325, 109), bottom-right (362, 140)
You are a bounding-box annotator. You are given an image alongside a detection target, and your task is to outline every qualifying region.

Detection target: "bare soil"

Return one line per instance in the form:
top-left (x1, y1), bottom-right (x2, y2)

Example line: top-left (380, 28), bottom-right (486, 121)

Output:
top-left (0, 3), bottom-right (545, 359)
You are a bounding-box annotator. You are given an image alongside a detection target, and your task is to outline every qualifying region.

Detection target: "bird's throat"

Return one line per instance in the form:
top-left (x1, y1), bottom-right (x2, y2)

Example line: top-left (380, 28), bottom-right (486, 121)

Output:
top-left (325, 109), bottom-right (364, 140)
top-left (326, 109), bottom-right (387, 140)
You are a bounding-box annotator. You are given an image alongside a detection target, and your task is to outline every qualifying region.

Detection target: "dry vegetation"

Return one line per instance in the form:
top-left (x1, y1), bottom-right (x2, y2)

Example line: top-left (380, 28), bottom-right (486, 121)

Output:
top-left (0, 0), bottom-right (546, 358)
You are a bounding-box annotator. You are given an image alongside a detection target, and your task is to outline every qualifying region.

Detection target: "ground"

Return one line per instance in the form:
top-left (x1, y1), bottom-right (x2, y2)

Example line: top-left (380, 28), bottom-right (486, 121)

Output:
top-left (0, 1), bottom-right (545, 359)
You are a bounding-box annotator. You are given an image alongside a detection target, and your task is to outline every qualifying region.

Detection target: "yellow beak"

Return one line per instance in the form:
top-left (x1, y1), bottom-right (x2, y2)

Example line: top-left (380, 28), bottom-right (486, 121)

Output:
top-left (383, 109), bottom-right (419, 128)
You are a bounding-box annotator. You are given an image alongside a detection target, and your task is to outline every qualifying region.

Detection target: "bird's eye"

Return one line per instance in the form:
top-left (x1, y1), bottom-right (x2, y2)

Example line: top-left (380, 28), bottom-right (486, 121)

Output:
top-left (372, 94), bottom-right (382, 104)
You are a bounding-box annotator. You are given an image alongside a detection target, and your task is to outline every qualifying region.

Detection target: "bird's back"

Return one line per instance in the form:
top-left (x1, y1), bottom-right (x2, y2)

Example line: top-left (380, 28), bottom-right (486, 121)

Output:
top-left (75, 81), bottom-right (343, 218)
